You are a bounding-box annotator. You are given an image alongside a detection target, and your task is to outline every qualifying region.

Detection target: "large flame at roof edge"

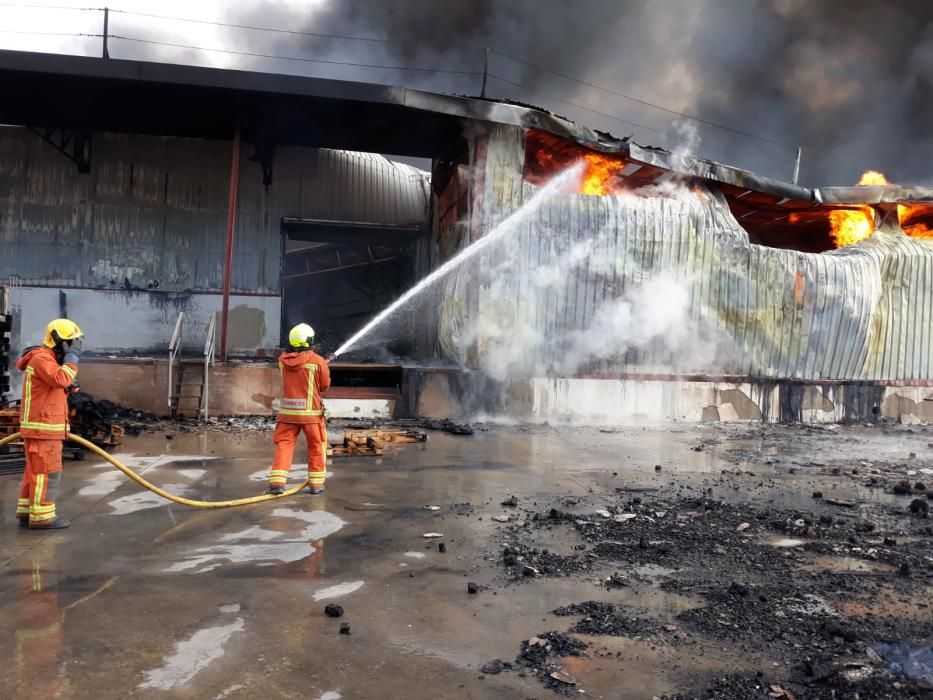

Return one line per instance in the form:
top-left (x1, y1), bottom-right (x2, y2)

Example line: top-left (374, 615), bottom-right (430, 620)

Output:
top-left (525, 135), bottom-right (933, 246)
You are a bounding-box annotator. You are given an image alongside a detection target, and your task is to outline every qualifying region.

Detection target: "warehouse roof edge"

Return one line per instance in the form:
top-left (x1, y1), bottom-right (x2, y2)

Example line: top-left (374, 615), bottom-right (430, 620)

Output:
top-left (1, 47), bottom-right (931, 208)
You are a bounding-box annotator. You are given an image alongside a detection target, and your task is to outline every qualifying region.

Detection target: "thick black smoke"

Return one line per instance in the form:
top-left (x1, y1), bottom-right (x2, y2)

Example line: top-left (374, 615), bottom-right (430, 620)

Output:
top-left (225, 0), bottom-right (933, 186)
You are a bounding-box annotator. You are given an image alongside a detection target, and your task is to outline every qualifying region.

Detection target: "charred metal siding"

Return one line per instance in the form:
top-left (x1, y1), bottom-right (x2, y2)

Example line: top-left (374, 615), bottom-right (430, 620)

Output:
top-left (441, 125), bottom-right (933, 382)
top-left (0, 128), bottom-right (429, 293)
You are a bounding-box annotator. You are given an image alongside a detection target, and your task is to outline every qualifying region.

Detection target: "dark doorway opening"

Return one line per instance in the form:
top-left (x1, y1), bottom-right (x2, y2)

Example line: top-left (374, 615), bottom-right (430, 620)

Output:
top-left (281, 218), bottom-right (422, 358)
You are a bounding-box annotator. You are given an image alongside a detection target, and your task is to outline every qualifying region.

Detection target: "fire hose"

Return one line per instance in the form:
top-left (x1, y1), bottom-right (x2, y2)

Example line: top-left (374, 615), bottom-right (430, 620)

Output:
top-left (0, 431), bottom-right (309, 508)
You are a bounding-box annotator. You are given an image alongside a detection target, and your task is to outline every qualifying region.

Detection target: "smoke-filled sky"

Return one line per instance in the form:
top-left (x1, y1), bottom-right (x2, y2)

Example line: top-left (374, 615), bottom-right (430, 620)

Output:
top-left (3, 0), bottom-right (932, 185)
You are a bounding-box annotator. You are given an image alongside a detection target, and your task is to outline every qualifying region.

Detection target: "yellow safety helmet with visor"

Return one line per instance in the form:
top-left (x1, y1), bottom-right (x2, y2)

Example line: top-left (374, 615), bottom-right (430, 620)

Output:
top-left (43, 318), bottom-right (84, 349)
top-left (287, 323), bottom-right (315, 349)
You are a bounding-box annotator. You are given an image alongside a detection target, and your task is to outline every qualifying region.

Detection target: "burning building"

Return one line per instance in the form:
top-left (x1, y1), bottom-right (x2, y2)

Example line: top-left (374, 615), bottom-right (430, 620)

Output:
top-left (434, 126), bottom-right (933, 423)
top-left (1, 48), bottom-right (932, 423)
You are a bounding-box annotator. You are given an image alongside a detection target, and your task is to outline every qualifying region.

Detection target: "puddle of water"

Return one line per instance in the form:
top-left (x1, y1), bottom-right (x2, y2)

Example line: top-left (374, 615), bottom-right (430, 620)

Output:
top-left (178, 469), bottom-right (207, 479)
top-left (165, 542), bottom-right (317, 574)
top-left (313, 581), bottom-right (364, 601)
top-left (78, 468), bottom-right (126, 497)
top-left (835, 588), bottom-right (933, 621)
top-left (618, 586), bottom-right (703, 619)
top-left (762, 535), bottom-right (807, 548)
top-left (220, 526), bottom-right (284, 543)
top-left (803, 555), bottom-right (896, 574)
top-left (554, 635), bottom-right (760, 699)
top-left (271, 508), bottom-right (346, 537)
top-left (166, 511), bottom-right (345, 574)
top-left (107, 485), bottom-right (189, 515)
top-left (139, 617), bottom-right (245, 689)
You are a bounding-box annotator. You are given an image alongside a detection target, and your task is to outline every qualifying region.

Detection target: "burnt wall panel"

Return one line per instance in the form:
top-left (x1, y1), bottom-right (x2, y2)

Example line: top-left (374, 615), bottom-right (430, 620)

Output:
top-left (440, 126), bottom-right (933, 382)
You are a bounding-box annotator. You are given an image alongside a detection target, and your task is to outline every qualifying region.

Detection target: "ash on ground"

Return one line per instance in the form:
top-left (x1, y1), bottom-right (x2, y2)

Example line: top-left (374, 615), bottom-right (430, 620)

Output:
top-left (477, 423), bottom-right (933, 698)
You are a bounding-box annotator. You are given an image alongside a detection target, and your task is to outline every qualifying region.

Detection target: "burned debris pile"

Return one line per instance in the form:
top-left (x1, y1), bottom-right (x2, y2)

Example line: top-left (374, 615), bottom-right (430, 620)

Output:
top-left (69, 392), bottom-right (158, 443)
top-left (485, 487), bottom-right (932, 697)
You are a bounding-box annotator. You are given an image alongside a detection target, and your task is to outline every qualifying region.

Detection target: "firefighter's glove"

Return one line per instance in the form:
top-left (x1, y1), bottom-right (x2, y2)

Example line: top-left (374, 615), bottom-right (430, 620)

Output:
top-left (64, 352), bottom-right (80, 365)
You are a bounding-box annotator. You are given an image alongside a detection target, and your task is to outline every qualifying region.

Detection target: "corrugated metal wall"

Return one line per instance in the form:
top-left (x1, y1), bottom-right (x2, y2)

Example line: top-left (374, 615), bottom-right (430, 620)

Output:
top-left (440, 125), bottom-right (933, 382)
top-left (0, 128), bottom-right (429, 293)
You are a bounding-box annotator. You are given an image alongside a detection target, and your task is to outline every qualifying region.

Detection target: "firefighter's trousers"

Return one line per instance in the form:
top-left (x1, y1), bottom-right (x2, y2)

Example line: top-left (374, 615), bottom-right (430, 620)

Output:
top-left (268, 422), bottom-right (327, 489)
top-left (16, 439), bottom-right (63, 526)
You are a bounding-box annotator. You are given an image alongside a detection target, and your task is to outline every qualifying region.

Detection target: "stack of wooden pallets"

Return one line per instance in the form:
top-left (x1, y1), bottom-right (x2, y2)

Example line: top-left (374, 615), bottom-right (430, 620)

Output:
top-left (0, 408), bottom-right (18, 437)
top-left (0, 408), bottom-right (25, 474)
top-left (328, 428), bottom-right (427, 458)
top-left (69, 410), bottom-right (125, 449)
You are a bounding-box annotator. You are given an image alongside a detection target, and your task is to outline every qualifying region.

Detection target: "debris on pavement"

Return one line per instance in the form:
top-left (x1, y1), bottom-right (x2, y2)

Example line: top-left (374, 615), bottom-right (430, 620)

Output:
top-left (324, 604), bottom-right (344, 618)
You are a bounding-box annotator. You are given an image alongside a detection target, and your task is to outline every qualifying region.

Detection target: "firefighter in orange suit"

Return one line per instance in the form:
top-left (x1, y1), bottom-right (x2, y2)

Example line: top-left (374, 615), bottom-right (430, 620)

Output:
top-left (267, 323), bottom-right (331, 496)
top-left (15, 319), bottom-right (83, 530)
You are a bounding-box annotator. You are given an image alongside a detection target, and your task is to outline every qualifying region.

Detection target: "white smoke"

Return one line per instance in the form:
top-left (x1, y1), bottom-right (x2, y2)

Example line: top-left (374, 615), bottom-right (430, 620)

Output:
top-left (461, 182), bottom-right (728, 381)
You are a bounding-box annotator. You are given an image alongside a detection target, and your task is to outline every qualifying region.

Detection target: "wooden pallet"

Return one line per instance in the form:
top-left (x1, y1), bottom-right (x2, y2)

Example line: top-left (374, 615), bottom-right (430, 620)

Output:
top-left (70, 416), bottom-right (125, 448)
top-left (0, 407), bottom-right (123, 449)
top-left (344, 428), bottom-right (427, 446)
top-left (327, 428), bottom-right (427, 458)
top-left (0, 409), bottom-right (20, 437)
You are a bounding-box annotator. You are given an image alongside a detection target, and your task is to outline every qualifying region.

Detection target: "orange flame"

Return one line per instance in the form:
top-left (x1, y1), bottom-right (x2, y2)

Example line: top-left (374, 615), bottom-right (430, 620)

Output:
top-left (581, 152), bottom-right (625, 196)
top-left (898, 203), bottom-right (933, 239)
top-left (829, 207), bottom-right (875, 247)
top-left (856, 170), bottom-right (890, 186)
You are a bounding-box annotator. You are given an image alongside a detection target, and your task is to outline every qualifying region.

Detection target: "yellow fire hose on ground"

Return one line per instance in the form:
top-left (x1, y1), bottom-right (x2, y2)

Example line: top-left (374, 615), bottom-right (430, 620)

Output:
top-left (0, 432), bottom-right (309, 508)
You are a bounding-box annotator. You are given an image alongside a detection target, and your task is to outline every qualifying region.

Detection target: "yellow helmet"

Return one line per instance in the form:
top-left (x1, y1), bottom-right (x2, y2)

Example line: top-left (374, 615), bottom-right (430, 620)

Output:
top-left (43, 318), bottom-right (84, 348)
top-left (287, 323), bottom-right (315, 349)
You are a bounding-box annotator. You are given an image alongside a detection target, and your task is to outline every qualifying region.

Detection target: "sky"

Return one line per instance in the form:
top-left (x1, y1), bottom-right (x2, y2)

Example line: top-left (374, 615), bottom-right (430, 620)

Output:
top-left (2, 0), bottom-right (932, 187)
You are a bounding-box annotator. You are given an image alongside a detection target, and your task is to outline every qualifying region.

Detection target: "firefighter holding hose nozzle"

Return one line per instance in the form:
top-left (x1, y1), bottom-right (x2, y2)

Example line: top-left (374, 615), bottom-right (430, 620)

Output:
top-left (266, 323), bottom-right (331, 496)
top-left (14, 319), bottom-right (83, 530)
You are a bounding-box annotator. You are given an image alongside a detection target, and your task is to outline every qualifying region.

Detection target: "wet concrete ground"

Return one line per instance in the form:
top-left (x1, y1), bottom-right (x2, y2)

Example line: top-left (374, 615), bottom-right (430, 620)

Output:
top-left (0, 421), bottom-right (931, 699)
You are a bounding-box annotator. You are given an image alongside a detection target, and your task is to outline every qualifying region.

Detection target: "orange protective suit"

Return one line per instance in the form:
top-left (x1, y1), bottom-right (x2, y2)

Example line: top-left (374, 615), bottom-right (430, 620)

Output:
top-left (268, 350), bottom-right (331, 490)
top-left (15, 347), bottom-right (77, 527)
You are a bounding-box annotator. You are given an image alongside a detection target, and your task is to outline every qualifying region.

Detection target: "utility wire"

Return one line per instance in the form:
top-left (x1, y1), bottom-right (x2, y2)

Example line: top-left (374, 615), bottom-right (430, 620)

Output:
top-left (489, 48), bottom-right (787, 148)
top-left (0, 28), bottom-right (99, 38)
top-left (487, 74), bottom-right (666, 136)
top-left (109, 35), bottom-right (483, 77)
top-left (105, 8), bottom-right (784, 148)
top-left (0, 6), bottom-right (786, 149)
top-left (109, 8), bottom-right (472, 49)
top-left (0, 2), bottom-right (99, 10)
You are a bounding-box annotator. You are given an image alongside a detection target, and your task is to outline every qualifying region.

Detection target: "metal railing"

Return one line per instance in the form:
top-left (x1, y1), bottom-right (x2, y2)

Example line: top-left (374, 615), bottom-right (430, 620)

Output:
top-left (168, 311), bottom-right (184, 411)
top-left (200, 313), bottom-right (217, 419)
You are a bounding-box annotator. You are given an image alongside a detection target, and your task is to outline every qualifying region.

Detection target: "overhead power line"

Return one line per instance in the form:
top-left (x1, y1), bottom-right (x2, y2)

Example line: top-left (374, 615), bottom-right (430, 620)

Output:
top-left (110, 8), bottom-right (468, 49)
top-left (0, 28), bottom-right (99, 38)
top-left (0, 6), bottom-right (787, 149)
top-left (489, 48), bottom-right (787, 148)
top-left (487, 74), bottom-right (666, 136)
top-left (109, 35), bottom-right (483, 77)
top-left (0, 2), bottom-right (99, 10)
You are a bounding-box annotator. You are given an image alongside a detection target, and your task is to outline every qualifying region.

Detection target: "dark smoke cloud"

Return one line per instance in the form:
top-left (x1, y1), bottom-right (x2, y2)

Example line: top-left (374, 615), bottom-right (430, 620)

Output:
top-left (687, 0), bottom-right (933, 185)
top-left (226, 0), bottom-right (933, 186)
